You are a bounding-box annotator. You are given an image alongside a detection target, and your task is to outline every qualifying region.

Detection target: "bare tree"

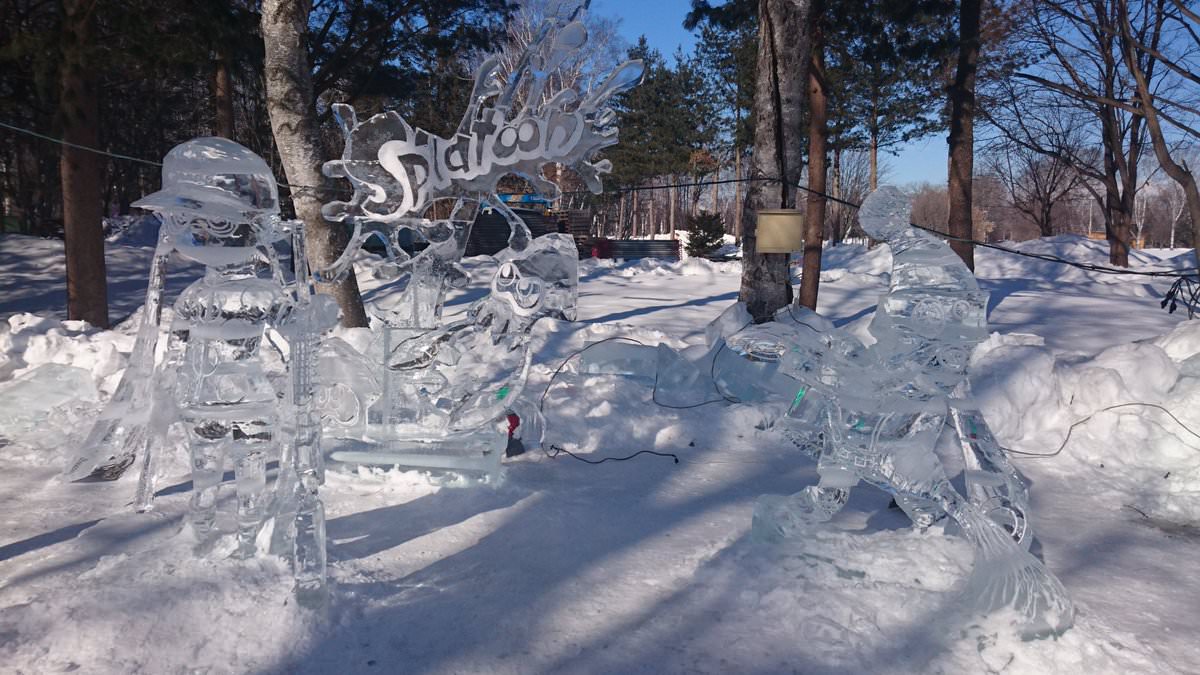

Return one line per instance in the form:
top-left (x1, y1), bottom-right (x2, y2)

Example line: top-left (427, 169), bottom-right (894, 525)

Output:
top-left (983, 133), bottom-right (1087, 236)
top-left (827, 148), bottom-right (877, 242)
top-left (740, 0), bottom-right (812, 322)
top-left (1114, 0), bottom-right (1200, 265)
top-left (261, 0), bottom-right (368, 327)
top-left (1013, 0), bottom-right (1161, 266)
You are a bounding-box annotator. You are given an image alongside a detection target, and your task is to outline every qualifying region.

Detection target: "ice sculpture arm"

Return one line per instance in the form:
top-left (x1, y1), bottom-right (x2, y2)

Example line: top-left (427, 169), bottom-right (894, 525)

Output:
top-left (64, 232), bottom-right (174, 481)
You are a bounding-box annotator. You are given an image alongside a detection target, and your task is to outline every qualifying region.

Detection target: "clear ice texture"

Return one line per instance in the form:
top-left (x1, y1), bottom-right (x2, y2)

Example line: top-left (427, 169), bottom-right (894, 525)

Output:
top-left (325, 234), bottom-right (580, 475)
top-left (0, 364), bottom-right (98, 439)
top-left (315, 4), bottom-right (632, 475)
top-left (711, 186), bottom-right (1074, 637)
top-left (66, 137), bottom-right (338, 600)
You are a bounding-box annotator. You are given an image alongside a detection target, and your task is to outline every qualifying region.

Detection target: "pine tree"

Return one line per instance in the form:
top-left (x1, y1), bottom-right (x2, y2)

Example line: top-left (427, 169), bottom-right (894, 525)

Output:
top-left (685, 212), bottom-right (725, 257)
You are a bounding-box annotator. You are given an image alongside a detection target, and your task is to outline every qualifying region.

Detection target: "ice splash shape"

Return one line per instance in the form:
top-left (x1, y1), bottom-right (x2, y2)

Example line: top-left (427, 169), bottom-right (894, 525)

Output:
top-left (711, 186), bottom-right (1072, 637)
top-left (317, 0), bottom-right (642, 321)
top-left (63, 138), bottom-right (338, 603)
top-left (317, 2), bottom-right (629, 477)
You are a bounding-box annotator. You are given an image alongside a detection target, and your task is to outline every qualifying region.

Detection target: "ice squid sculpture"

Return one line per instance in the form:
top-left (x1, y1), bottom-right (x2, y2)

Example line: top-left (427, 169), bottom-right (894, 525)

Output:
top-left (313, 1), bottom-right (642, 476)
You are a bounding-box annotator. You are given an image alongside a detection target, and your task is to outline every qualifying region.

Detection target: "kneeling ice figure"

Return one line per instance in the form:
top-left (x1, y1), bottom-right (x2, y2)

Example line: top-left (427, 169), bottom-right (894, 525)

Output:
top-left (714, 186), bottom-right (1073, 637)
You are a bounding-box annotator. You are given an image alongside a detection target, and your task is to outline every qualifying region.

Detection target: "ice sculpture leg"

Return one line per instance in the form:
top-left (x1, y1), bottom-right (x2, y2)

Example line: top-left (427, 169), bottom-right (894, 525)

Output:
top-left (231, 422), bottom-right (271, 558)
top-left (950, 405), bottom-right (1030, 546)
top-left (291, 472), bottom-right (326, 603)
top-left (186, 424), bottom-right (225, 539)
top-left (752, 486), bottom-right (851, 541)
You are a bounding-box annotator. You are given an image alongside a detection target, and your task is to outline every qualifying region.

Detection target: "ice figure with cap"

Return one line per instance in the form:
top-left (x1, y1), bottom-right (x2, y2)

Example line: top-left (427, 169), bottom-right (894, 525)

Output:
top-left (65, 138), bottom-right (338, 602)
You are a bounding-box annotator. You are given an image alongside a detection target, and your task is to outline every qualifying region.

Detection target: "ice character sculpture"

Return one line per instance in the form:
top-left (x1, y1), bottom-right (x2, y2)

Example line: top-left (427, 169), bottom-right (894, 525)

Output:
top-left (315, 2), bottom-right (639, 476)
top-left (64, 138), bottom-right (338, 600)
top-left (712, 186), bottom-right (1073, 637)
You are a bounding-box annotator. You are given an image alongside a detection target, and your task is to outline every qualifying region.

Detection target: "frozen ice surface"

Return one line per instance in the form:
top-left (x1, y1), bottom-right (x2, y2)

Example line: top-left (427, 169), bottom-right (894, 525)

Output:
top-left (0, 363), bottom-right (98, 438)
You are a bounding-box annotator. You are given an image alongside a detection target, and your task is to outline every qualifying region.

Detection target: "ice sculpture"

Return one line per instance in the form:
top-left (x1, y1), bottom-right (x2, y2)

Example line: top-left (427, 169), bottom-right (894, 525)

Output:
top-left (64, 138), bottom-right (338, 601)
top-left (0, 364), bottom-right (98, 440)
top-left (717, 186), bottom-right (1073, 637)
top-left (316, 1), bottom-right (638, 476)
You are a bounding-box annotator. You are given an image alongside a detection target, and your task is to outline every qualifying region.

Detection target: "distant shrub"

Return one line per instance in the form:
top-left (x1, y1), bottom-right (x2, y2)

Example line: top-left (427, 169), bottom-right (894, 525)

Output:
top-left (685, 212), bottom-right (725, 257)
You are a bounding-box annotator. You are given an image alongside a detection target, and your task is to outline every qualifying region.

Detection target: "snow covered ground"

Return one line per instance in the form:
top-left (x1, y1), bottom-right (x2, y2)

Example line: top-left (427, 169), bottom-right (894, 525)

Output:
top-left (1, 233), bottom-right (1198, 673)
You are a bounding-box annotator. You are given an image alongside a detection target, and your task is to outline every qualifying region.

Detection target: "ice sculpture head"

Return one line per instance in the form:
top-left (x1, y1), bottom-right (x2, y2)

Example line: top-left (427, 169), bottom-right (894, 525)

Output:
top-left (492, 234), bottom-right (578, 321)
top-left (470, 233), bottom-right (579, 339)
top-left (134, 138), bottom-right (281, 268)
top-left (857, 185), bottom-right (911, 241)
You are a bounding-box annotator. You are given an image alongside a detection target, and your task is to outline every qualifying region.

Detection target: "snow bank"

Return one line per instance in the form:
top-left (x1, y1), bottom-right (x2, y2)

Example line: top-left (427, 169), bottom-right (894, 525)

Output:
top-left (0, 313), bottom-right (136, 453)
top-left (972, 322), bottom-right (1200, 525)
top-left (975, 235), bottom-right (1169, 285)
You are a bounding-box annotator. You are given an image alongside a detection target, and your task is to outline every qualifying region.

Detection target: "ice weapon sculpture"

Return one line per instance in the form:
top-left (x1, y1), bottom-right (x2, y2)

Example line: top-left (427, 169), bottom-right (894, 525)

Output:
top-left (706, 186), bottom-right (1072, 637)
top-left (64, 138), bottom-right (338, 601)
top-left (315, 1), bottom-right (640, 477)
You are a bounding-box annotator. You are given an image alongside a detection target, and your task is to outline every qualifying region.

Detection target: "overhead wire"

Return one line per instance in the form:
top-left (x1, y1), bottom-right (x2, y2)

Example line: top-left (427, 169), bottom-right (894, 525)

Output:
top-left (4, 117), bottom-right (1198, 278)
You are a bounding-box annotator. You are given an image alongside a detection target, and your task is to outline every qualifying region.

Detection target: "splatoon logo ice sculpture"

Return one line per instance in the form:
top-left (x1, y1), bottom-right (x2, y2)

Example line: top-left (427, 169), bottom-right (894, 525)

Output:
top-left (314, 2), bottom-right (642, 476)
top-left (709, 186), bottom-right (1074, 637)
top-left (65, 138), bottom-right (337, 600)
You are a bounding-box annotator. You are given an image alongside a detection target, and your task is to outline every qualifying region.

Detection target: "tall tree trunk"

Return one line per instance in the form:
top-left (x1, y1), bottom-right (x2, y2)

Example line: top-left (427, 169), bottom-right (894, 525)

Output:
top-left (740, 0), bottom-right (812, 322)
top-left (632, 189), bottom-right (640, 238)
top-left (618, 192), bottom-right (626, 238)
top-left (60, 0), bottom-right (108, 328)
top-left (261, 0), bottom-right (368, 327)
top-left (798, 7), bottom-right (826, 311)
top-left (947, 0), bottom-right (981, 271)
top-left (213, 50), bottom-right (235, 139)
top-left (830, 147), bottom-right (842, 244)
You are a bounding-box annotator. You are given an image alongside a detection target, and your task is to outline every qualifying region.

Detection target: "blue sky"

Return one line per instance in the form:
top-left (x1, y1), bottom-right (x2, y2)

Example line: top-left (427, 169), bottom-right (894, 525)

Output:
top-left (588, 0), bottom-right (948, 186)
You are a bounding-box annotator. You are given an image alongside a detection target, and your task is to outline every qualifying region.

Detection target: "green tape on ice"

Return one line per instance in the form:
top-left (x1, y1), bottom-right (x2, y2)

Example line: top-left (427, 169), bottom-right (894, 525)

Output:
top-left (496, 385), bottom-right (511, 401)
top-left (792, 388), bottom-right (807, 407)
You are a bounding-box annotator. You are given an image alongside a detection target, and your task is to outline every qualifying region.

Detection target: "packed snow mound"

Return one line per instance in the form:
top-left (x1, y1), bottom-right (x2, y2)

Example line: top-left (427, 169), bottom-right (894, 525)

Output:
top-left (0, 313), bottom-right (136, 453)
top-left (972, 323), bottom-right (1200, 525)
top-left (974, 235), bottom-right (1169, 285)
top-left (577, 256), bottom-right (740, 278)
top-left (0, 313), bottom-right (132, 391)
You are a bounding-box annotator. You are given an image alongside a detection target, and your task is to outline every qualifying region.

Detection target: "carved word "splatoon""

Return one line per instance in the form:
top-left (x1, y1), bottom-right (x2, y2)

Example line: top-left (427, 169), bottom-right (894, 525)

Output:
top-left (376, 107), bottom-right (589, 217)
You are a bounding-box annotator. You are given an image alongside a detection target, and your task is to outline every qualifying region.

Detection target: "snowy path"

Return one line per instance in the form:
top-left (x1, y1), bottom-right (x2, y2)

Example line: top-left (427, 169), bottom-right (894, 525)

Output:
top-left (1, 236), bottom-right (1198, 673)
